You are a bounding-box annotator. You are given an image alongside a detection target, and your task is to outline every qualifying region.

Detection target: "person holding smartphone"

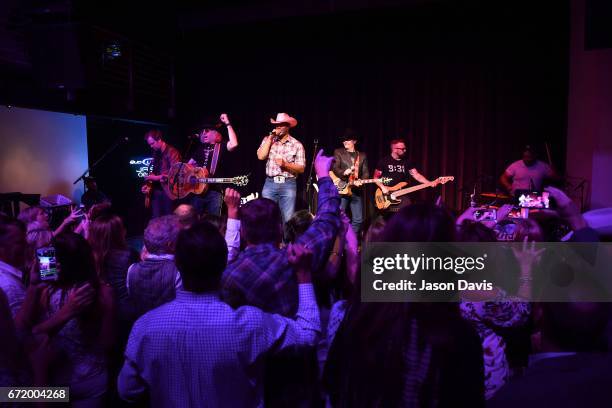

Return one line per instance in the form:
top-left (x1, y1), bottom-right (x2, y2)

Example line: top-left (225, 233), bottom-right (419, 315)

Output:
top-left (32, 232), bottom-right (115, 406)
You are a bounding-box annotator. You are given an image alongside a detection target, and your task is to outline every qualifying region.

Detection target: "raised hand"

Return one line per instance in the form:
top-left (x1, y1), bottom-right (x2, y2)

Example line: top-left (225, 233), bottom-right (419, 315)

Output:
top-left (287, 243), bottom-right (313, 284)
top-left (544, 186), bottom-right (587, 230)
top-left (220, 113), bottom-right (230, 125)
top-left (64, 283), bottom-right (96, 318)
top-left (224, 188), bottom-right (241, 219)
top-left (314, 149), bottom-right (335, 179)
top-left (512, 237), bottom-right (546, 272)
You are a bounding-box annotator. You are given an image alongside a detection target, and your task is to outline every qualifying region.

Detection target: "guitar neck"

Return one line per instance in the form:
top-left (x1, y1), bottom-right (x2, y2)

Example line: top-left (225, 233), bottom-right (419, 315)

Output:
top-left (393, 181), bottom-right (436, 198)
top-left (196, 178), bottom-right (236, 184)
top-left (354, 178), bottom-right (384, 185)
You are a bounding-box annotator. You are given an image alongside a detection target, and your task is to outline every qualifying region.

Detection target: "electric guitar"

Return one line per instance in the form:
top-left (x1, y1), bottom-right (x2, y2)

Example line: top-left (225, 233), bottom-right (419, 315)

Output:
top-left (141, 161), bottom-right (154, 209)
top-left (374, 176), bottom-right (455, 210)
top-left (329, 171), bottom-right (392, 196)
top-left (163, 162), bottom-right (249, 200)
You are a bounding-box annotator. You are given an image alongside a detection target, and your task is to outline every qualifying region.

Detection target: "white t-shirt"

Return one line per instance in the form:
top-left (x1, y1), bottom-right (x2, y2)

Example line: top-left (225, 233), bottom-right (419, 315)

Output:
top-left (505, 160), bottom-right (553, 193)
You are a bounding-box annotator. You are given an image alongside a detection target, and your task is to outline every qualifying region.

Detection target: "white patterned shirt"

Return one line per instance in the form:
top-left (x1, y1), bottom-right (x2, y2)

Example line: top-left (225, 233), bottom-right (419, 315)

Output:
top-left (260, 135), bottom-right (306, 178)
top-left (118, 284), bottom-right (320, 407)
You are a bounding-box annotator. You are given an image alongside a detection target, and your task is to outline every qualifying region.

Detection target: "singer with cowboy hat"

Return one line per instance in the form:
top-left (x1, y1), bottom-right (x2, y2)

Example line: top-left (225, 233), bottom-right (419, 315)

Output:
top-left (257, 112), bottom-right (305, 223)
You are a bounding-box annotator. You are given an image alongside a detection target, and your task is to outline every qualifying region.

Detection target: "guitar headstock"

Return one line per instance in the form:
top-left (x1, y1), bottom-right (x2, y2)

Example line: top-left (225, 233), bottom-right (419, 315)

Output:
top-left (380, 177), bottom-right (393, 185)
top-left (232, 175), bottom-right (249, 187)
top-left (434, 176), bottom-right (454, 186)
top-left (240, 192), bottom-right (259, 205)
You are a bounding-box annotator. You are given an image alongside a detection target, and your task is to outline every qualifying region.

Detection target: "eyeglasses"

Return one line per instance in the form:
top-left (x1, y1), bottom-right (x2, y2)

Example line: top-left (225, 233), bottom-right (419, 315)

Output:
top-left (394, 147), bottom-right (407, 151)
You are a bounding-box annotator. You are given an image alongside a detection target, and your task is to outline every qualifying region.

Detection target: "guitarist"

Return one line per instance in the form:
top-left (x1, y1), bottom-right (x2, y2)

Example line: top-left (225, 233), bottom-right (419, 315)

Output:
top-left (186, 113), bottom-right (239, 216)
top-left (373, 138), bottom-right (432, 216)
top-left (332, 129), bottom-right (369, 234)
top-left (143, 129), bottom-right (181, 218)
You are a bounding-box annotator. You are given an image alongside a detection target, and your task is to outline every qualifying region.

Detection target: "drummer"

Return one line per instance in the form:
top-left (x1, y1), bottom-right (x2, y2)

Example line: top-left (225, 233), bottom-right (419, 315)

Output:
top-left (499, 145), bottom-right (556, 195)
top-left (186, 113), bottom-right (239, 215)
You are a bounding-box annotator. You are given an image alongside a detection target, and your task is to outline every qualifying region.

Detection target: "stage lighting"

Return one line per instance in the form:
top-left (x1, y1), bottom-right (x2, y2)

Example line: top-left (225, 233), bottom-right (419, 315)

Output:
top-left (104, 42), bottom-right (123, 60)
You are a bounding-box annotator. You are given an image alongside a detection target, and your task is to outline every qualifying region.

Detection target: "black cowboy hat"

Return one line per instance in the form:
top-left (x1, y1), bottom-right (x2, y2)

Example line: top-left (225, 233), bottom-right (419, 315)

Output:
top-left (339, 128), bottom-right (358, 142)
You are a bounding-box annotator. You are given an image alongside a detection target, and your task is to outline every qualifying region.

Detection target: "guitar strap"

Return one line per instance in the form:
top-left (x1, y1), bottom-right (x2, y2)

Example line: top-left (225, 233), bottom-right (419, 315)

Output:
top-left (209, 143), bottom-right (221, 176)
top-left (353, 153), bottom-right (360, 179)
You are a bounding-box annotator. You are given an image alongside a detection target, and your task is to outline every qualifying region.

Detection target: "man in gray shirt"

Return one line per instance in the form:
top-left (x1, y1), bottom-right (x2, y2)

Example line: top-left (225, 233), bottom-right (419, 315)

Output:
top-left (500, 145), bottom-right (556, 194)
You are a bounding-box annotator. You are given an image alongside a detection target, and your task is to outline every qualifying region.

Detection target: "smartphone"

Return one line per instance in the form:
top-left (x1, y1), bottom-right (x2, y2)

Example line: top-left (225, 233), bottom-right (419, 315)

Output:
top-left (517, 191), bottom-right (550, 209)
top-left (71, 203), bottom-right (85, 220)
top-left (507, 207), bottom-right (523, 219)
top-left (474, 208), bottom-right (497, 221)
top-left (37, 246), bottom-right (60, 281)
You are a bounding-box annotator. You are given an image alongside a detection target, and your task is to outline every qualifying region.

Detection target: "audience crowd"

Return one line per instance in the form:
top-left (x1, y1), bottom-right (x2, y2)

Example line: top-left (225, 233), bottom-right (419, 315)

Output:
top-left (1, 150), bottom-right (611, 407)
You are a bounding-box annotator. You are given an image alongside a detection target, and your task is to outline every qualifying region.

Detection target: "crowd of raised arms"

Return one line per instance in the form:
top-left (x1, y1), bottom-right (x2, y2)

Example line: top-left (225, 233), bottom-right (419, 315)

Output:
top-left (0, 111), bottom-right (610, 407)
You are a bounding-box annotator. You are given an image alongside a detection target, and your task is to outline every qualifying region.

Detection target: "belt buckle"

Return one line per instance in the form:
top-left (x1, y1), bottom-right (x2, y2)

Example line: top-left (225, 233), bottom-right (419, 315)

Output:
top-left (273, 176), bottom-right (286, 183)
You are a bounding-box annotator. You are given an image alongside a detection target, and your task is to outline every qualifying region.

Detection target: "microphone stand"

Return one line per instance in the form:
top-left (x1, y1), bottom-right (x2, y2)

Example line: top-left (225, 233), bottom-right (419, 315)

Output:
top-left (74, 137), bottom-right (129, 185)
top-left (305, 139), bottom-right (319, 213)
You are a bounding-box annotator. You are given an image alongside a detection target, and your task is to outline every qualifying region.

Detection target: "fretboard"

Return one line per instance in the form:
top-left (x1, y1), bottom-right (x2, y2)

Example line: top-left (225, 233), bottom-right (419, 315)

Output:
top-left (392, 182), bottom-right (436, 198)
top-left (196, 178), bottom-right (236, 184)
top-left (354, 178), bottom-right (385, 184)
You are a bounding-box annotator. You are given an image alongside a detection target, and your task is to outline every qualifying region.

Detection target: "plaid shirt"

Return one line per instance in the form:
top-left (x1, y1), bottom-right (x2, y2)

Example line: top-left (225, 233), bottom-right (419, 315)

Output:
top-left (221, 177), bottom-right (340, 316)
top-left (152, 143), bottom-right (181, 177)
top-left (261, 135), bottom-right (306, 178)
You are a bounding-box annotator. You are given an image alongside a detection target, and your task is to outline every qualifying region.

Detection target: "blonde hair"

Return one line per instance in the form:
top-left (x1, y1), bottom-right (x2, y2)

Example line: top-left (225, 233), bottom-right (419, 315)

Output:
top-left (26, 221), bottom-right (53, 249)
top-left (18, 207), bottom-right (45, 225)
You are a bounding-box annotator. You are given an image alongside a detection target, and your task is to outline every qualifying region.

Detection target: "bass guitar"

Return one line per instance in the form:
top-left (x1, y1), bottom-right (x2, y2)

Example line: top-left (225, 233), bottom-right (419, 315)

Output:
top-left (163, 162), bottom-right (249, 200)
top-left (374, 176), bottom-right (454, 210)
top-left (329, 171), bottom-right (391, 196)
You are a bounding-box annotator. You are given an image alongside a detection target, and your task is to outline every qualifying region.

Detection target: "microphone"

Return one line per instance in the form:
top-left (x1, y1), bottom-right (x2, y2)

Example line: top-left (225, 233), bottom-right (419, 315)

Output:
top-left (270, 130), bottom-right (279, 141)
top-left (188, 133), bottom-right (200, 139)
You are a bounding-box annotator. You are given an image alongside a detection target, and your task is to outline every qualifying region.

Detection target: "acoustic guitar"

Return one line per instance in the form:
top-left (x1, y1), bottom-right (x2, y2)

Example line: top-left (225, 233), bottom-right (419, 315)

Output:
top-left (163, 162), bottom-right (249, 200)
top-left (328, 171), bottom-right (392, 197)
top-left (374, 176), bottom-right (454, 210)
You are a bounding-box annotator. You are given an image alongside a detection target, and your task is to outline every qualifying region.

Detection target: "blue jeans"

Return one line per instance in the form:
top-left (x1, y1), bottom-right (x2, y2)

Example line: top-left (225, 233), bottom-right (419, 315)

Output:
top-left (151, 188), bottom-right (174, 219)
top-left (262, 177), bottom-right (296, 224)
top-left (340, 193), bottom-right (363, 234)
top-left (189, 190), bottom-right (223, 216)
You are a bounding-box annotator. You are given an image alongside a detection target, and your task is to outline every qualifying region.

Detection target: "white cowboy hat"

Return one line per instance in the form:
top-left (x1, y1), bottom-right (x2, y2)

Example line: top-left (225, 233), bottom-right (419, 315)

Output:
top-left (270, 112), bottom-right (298, 128)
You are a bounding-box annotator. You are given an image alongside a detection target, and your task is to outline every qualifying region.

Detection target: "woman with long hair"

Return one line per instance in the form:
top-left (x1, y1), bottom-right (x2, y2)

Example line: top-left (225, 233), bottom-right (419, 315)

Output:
top-left (86, 213), bottom-right (139, 395)
top-left (33, 232), bottom-right (115, 407)
top-left (88, 214), bottom-right (128, 278)
top-left (324, 204), bottom-right (485, 407)
top-left (87, 213), bottom-right (137, 321)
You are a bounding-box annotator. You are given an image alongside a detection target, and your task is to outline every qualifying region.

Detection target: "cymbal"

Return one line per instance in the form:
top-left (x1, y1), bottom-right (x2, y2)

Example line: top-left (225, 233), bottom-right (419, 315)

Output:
top-left (479, 192), bottom-right (512, 199)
